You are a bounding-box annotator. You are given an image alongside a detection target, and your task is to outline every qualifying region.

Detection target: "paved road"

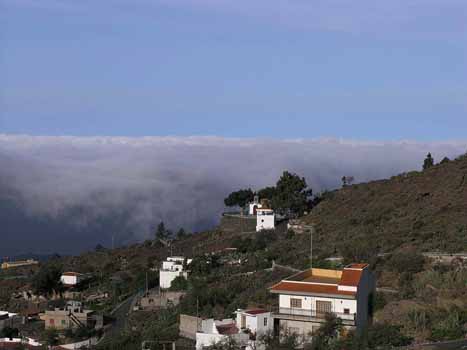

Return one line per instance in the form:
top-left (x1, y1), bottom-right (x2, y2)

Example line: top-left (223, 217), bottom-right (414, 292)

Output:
top-left (99, 291), bottom-right (142, 342)
top-left (420, 340), bottom-right (467, 349)
top-left (400, 339), bottom-right (467, 349)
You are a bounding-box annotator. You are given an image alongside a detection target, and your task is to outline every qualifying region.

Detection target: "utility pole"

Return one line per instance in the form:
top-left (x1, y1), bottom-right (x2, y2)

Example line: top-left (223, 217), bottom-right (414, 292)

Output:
top-left (196, 297), bottom-right (200, 332)
top-left (112, 234), bottom-right (115, 250)
top-left (145, 271), bottom-right (149, 295)
top-left (310, 224), bottom-right (314, 269)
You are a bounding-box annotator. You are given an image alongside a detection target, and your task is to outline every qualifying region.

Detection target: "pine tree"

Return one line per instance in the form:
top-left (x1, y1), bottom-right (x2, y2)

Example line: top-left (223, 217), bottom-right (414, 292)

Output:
top-left (423, 153), bottom-right (434, 170)
top-left (155, 221), bottom-right (166, 241)
top-left (176, 228), bottom-right (186, 239)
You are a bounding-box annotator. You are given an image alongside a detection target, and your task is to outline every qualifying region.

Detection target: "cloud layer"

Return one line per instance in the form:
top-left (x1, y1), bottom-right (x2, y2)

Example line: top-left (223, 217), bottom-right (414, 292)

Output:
top-left (1, 135), bottom-right (466, 254)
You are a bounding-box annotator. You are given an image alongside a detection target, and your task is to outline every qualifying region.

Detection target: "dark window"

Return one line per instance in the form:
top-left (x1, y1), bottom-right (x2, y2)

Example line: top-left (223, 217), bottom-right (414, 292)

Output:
top-left (343, 308), bottom-right (350, 314)
top-left (290, 298), bottom-right (302, 308)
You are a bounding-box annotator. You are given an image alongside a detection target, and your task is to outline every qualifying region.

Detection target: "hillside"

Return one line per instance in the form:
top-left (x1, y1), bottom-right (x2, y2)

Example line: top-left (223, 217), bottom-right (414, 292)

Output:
top-left (303, 153), bottom-right (467, 257)
top-left (2, 154), bottom-right (467, 349)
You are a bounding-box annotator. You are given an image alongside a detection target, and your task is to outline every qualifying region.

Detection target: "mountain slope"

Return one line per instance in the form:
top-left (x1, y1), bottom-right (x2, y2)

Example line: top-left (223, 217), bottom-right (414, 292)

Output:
top-left (303, 154), bottom-right (467, 256)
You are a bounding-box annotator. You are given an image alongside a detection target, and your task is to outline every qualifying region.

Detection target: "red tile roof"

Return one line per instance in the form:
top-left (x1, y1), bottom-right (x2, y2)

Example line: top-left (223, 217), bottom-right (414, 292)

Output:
top-left (340, 269), bottom-right (362, 287)
top-left (270, 281), bottom-right (356, 296)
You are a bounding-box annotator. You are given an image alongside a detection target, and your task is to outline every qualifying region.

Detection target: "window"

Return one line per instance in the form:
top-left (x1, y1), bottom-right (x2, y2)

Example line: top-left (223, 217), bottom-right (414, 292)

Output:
top-left (264, 318), bottom-right (268, 327)
top-left (61, 320), bottom-right (66, 325)
top-left (290, 298), bottom-right (302, 308)
top-left (316, 300), bottom-right (332, 314)
top-left (343, 308), bottom-right (350, 314)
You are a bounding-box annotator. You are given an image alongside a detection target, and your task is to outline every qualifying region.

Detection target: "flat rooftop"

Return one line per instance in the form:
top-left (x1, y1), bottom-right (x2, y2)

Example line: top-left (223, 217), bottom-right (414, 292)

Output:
top-left (270, 264), bottom-right (369, 297)
top-left (285, 268), bottom-right (343, 284)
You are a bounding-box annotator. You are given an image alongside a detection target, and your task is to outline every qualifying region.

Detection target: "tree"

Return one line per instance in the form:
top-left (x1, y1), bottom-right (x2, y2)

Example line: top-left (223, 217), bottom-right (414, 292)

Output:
top-left (367, 323), bottom-right (412, 348)
top-left (44, 328), bottom-right (59, 346)
top-left (256, 330), bottom-right (303, 350)
top-left (0, 326), bottom-right (19, 338)
top-left (423, 153), bottom-right (434, 170)
top-left (176, 228), bottom-right (187, 239)
top-left (169, 276), bottom-right (189, 291)
top-left (440, 156), bottom-right (450, 164)
top-left (272, 171), bottom-right (312, 216)
top-left (309, 314), bottom-right (343, 350)
top-left (95, 244), bottom-right (106, 252)
top-left (224, 188), bottom-right (255, 208)
top-left (32, 263), bottom-right (63, 296)
top-left (257, 186), bottom-right (277, 200)
top-left (155, 221), bottom-right (167, 241)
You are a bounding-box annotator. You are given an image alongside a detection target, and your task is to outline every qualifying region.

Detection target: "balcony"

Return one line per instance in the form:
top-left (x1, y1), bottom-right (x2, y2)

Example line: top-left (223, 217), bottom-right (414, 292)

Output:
top-left (274, 307), bottom-right (356, 325)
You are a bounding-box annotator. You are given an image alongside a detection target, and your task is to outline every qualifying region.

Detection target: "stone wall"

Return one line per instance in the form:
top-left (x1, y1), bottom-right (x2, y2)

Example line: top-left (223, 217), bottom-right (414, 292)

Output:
top-left (179, 314), bottom-right (202, 340)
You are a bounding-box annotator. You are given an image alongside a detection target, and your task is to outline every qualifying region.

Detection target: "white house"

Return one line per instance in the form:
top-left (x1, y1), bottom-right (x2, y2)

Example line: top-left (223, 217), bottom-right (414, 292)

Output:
top-left (256, 208), bottom-right (275, 232)
top-left (235, 309), bottom-right (272, 337)
top-left (196, 318), bottom-right (249, 350)
top-left (60, 272), bottom-right (90, 286)
top-left (270, 264), bottom-right (375, 342)
top-left (248, 196), bottom-right (263, 215)
top-left (0, 311), bottom-right (21, 331)
top-left (159, 256), bottom-right (192, 289)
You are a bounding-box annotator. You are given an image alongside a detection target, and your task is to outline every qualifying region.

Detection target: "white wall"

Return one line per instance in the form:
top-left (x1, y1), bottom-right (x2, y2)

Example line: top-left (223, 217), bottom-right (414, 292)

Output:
top-left (256, 212), bottom-right (275, 231)
top-left (236, 312), bottom-right (272, 335)
top-left (196, 333), bottom-right (249, 349)
top-left (279, 294), bottom-right (356, 318)
top-left (249, 203), bottom-right (263, 215)
top-left (159, 270), bottom-right (187, 289)
top-left (61, 275), bottom-right (78, 285)
top-left (162, 261), bottom-right (183, 271)
top-left (196, 333), bottom-right (225, 349)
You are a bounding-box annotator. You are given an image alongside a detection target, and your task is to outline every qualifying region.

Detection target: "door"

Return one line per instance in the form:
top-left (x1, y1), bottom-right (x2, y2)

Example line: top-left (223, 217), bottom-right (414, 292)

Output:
top-left (241, 315), bottom-right (246, 328)
top-left (316, 301), bottom-right (332, 317)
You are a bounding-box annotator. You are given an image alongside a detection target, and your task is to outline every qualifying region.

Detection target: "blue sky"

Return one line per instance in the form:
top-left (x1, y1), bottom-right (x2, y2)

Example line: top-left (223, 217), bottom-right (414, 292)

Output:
top-left (0, 0), bottom-right (466, 140)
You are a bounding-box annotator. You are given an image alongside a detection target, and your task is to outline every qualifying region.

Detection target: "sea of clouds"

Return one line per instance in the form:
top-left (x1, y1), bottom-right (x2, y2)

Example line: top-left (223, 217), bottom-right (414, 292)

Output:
top-left (1, 135), bottom-right (466, 252)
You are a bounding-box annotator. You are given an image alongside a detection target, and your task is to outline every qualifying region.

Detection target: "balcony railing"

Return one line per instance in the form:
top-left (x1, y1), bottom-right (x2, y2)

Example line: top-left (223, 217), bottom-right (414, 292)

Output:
top-left (278, 307), bottom-right (356, 321)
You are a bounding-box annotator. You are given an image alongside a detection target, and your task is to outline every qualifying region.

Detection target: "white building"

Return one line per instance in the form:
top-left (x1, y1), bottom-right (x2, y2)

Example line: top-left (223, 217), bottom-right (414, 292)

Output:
top-left (0, 337), bottom-right (42, 349)
top-left (195, 318), bottom-right (249, 350)
top-left (0, 311), bottom-right (21, 331)
top-left (248, 196), bottom-right (263, 215)
top-left (235, 309), bottom-right (272, 337)
top-left (256, 208), bottom-right (275, 232)
top-left (60, 272), bottom-right (90, 286)
top-left (270, 264), bottom-right (375, 343)
top-left (159, 256), bottom-right (192, 289)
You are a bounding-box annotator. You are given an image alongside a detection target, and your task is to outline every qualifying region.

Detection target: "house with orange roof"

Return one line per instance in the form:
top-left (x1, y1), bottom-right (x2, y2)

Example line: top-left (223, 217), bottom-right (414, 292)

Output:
top-left (270, 263), bottom-right (375, 342)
